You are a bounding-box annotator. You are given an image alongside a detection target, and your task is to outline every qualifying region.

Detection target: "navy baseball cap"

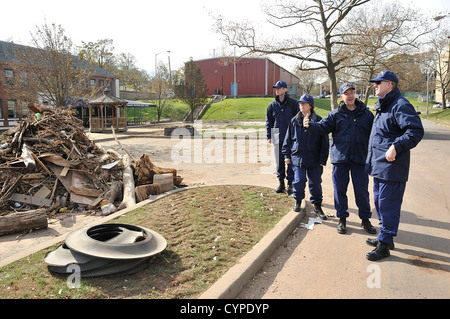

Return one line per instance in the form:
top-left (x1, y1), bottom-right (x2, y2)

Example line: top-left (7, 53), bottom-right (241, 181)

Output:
top-left (299, 94), bottom-right (314, 105)
top-left (339, 83), bottom-right (355, 95)
top-left (273, 81), bottom-right (287, 88)
top-left (369, 70), bottom-right (399, 83)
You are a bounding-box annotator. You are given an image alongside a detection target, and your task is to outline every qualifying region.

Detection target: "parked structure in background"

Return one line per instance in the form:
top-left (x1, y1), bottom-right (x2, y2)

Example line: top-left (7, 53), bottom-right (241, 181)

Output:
top-left (193, 57), bottom-right (299, 98)
top-left (0, 40), bottom-right (119, 130)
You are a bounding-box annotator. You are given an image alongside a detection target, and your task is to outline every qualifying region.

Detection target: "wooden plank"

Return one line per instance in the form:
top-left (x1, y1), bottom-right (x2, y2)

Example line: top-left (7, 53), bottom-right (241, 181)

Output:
top-left (30, 152), bottom-right (52, 175)
top-left (34, 186), bottom-right (51, 199)
top-left (60, 165), bottom-right (70, 177)
top-left (69, 186), bottom-right (103, 197)
top-left (70, 170), bottom-right (95, 205)
top-left (10, 193), bottom-right (52, 206)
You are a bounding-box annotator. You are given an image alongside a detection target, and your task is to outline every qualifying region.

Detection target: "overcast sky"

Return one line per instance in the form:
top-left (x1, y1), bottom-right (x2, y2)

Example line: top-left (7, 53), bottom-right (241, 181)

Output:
top-left (1, 0), bottom-right (448, 74)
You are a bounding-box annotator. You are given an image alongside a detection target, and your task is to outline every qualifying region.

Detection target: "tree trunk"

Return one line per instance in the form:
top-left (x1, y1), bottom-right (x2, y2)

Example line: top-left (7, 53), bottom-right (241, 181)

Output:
top-left (118, 155), bottom-right (136, 210)
top-left (99, 181), bottom-right (122, 215)
top-left (0, 209), bottom-right (48, 236)
top-left (135, 184), bottom-right (163, 202)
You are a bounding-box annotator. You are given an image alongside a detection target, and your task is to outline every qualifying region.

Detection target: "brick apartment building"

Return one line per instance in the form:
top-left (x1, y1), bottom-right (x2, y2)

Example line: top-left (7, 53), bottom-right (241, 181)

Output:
top-left (0, 40), bottom-right (118, 130)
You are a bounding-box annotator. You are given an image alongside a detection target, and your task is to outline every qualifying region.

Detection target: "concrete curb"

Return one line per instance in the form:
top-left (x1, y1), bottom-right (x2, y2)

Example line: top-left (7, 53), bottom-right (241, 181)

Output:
top-left (199, 204), bottom-right (306, 299)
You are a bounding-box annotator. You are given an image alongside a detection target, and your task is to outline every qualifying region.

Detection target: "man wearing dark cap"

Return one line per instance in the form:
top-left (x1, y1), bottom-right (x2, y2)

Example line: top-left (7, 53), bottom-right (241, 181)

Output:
top-left (365, 70), bottom-right (424, 261)
top-left (266, 81), bottom-right (298, 194)
top-left (304, 83), bottom-right (375, 235)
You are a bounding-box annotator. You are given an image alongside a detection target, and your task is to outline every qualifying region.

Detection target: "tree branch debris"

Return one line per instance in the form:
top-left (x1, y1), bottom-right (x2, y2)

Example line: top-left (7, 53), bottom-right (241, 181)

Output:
top-left (0, 104), bottom-right (183, 235)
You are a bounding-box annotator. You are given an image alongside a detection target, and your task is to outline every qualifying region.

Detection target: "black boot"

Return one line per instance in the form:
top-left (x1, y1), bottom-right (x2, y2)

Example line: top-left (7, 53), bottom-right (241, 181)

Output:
top-left (293, 200), bottom-right (302, 212)
top-left (361, 219), bottom-right (377, 234)
top-left (313, 202), bottom-right (327, 220)
top-left (337, 217), bottom-right (347, 234)
top-left (366, 241), bottom-right (390, 261)
top-left (366, 238), bottom-right (394, 250)
top-left (276, 180), bottom-right (285, 193)
top-left (286, 181), bottom-right (293, 195)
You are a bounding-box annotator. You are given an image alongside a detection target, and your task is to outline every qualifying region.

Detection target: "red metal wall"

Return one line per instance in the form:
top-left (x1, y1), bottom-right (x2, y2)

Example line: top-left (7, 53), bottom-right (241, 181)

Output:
top-left (194, 58), bottom-right (297, 97)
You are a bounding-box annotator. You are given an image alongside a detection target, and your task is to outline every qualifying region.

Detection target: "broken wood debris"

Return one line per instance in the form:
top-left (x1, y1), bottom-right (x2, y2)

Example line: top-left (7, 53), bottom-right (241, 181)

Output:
top-left (0, 103), bottom-right (184, 236)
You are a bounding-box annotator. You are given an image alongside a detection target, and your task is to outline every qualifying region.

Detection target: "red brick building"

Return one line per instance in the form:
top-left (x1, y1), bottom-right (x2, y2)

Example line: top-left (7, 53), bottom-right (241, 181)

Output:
top-left (193, 57), bottom-right (299, 97)
top-left (0, 40), bottom-right (118, 130)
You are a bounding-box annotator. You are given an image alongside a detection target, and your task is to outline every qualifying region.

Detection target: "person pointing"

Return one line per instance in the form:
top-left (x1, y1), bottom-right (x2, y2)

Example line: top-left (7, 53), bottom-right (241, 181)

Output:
top-left (282, 94), bottom-right (329, 217)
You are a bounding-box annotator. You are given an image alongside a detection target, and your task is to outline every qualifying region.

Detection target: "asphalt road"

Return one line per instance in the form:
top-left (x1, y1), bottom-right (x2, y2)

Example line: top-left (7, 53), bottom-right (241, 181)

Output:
top-left (238, 119), bottom-right (450, 299)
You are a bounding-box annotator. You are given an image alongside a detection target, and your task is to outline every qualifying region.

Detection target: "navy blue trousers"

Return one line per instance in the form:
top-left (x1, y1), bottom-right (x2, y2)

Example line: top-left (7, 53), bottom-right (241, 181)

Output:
top-left (373, 178), bottom-right (406, 245)
top-left (292, 165), bottom-right (323, 203)
top-left (332, 162), bottom-right (371, 219)
top-left (274, 142), bottom-right (294, 181)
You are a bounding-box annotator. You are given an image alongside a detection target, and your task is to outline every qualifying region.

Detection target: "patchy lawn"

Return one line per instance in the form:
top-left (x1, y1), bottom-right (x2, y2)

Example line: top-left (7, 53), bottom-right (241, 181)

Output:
top-left (0, 185), bottom-right (294, 299)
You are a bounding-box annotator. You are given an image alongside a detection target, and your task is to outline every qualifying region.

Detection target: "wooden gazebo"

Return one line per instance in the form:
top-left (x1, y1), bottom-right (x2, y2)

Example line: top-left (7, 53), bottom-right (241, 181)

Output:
top-left (88, 92), bottom-right (128, 133)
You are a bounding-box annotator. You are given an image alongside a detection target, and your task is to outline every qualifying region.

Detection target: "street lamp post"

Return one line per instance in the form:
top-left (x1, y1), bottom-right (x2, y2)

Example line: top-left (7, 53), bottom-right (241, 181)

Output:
top-left (155, 50), bottom-right (171, 78)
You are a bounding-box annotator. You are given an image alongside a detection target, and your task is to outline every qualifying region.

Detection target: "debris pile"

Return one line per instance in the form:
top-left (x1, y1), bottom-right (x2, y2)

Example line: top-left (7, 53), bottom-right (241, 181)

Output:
top-left (0, 104), bottom-right (183, 236)
top-left (44, 223), bottom-right (167, 277)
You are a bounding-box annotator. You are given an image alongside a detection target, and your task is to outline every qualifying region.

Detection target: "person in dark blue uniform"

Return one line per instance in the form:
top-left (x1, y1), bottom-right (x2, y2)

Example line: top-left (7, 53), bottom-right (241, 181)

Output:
top-left (365, 71), bottom-right (424, 261)
top-left (266, 81), bottom-right (298, 194)
top-left (304, 83), bottom-right (376, 234)
top-left (282, 94), bottom-right (329, 217)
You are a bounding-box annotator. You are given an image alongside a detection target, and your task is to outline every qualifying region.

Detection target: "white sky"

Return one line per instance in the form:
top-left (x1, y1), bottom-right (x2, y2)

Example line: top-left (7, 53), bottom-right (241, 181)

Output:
top-left (1, 0), bottom-right (448, 74)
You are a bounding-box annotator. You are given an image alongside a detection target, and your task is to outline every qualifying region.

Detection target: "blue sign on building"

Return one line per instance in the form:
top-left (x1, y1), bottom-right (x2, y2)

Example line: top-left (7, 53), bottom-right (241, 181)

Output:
top-left (231, 82), bottom-right (238, 96)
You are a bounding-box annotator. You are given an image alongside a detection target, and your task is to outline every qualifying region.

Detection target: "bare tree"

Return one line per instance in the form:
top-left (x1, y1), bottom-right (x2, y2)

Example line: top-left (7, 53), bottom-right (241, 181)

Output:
top-left (174, 59), bottom-right (209, 122)
top-left (13, 22), bottom-right (99, 107)
top-left (337, 0), bottom-right (434, 105)
top-left (152, 63), bottom-right (175, 122)
top-left (213, 0), bottom-right (370, 109)
top-left (427, 25), bottom-right (450, 110)
top-left (295, 64), bottom-right (320, 95)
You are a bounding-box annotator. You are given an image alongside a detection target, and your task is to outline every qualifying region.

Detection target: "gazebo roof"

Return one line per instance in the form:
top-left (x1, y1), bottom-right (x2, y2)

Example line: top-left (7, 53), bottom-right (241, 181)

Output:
top-left (89, 93), bottom-right (128, 105)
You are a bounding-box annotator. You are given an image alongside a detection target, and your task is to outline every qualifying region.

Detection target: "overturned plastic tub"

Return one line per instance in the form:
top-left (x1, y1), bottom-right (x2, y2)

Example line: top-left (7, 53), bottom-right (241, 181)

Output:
top-left (44, 223), bottom-right (167, 277)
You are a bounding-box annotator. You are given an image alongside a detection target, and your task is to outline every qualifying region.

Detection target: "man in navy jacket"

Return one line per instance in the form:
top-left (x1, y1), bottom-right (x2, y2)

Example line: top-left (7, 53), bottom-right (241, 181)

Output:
top-left (304, 83), bottom-right (375, 234)
top-left (365, 71), bottom-right (424, 261)
top-left (266, 81), bottom-right (298, 194)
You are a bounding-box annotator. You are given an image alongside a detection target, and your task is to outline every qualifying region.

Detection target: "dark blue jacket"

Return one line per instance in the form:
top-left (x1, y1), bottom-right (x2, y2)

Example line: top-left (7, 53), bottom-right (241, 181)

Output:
top-left (282, 111), bottom-right (329, 168)
top-left (366, 88), bottom-right (424, 182)
top-left (307, 99), bottom-right (374, 165)
top-left (266, 93), bottom-right (298, 144)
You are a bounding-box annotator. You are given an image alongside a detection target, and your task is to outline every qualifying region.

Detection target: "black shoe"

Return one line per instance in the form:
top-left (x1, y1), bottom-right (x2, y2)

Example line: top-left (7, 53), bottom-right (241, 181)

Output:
top-left (286, 181), bottom-right (293, 195)
top-left (293, 200), bottom-right (302, 212)
top-left (337, 218), bottom-right (346, 234)
top-left (366, 238), bottom-right (394, 250)
top-left (361, 219), bottom-right (377, 234)
top-left (366, 242), bottom-right (390, 261)
top-left (313, 202), bottom-right (327, 220)
top-left (276, 180), bottom-right (285, 193)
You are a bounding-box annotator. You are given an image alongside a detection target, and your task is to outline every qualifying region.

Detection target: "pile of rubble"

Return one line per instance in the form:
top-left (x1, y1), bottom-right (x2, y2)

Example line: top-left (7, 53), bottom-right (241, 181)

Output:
top-left (0, 103), bottom-right (183, 236)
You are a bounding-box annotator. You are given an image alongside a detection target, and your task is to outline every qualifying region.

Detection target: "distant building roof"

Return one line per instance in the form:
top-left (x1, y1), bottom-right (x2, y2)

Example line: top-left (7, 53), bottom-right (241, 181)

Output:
top-left (0, 40), bottom-right (118, 78)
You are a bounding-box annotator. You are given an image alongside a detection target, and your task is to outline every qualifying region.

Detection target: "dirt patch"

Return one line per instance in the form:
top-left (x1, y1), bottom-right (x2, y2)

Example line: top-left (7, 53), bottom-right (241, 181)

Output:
top-left (0, 185), bottom-right (294, 299)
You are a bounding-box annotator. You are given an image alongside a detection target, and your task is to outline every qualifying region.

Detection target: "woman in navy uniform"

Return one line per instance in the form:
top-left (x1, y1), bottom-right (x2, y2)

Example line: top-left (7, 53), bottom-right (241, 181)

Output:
top-left (304, 83), bottom-right (376, 234)
top-left (282, 94), bottom-right (329, 218)
top-left (366, 71), bottom-right (424, 261)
